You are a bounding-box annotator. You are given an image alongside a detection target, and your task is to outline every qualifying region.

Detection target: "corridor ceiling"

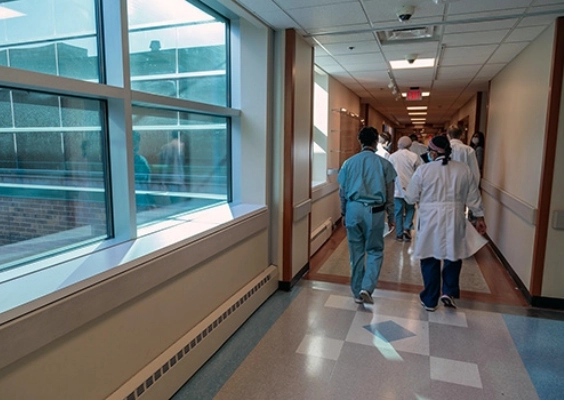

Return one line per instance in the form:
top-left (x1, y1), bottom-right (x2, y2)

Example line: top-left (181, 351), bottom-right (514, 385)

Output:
top-left (234, 0), bottom-right (564, 128)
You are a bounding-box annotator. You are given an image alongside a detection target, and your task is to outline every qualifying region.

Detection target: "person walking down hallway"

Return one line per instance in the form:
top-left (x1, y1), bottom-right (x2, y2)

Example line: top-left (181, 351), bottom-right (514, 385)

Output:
top-left (389, 136), bottom-right (421, 241)
top-left (405, 136), bottom-right (487, 311)
top-left (447, 126), bottom-right (481, 187)
top-left (338, 127), bottom-right (397, 305)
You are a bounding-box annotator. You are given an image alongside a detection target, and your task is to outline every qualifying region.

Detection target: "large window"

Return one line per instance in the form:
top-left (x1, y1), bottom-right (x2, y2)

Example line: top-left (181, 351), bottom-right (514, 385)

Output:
top-left (0, 0), bottom-right (233, 278)
top-left (128, 0), bottom-right (228, 106)
top-left (0, 87), bottom-right (108, 271)
top-left (132, 107), bottom-right (230, 227)
top-left (0, 0), bottom-right (100, 81)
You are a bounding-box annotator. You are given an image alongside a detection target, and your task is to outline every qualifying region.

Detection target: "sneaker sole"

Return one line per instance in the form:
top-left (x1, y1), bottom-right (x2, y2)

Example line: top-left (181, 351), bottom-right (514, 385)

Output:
top-left (441, 296), bottom-right (457, 308)
top-left (360, 290), bottom-right (374, 304)
top-left (420, 300), bottom-right (437, 312)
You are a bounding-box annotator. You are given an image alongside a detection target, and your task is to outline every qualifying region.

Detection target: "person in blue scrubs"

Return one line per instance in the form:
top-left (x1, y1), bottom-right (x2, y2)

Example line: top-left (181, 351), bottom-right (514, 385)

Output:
top-left (338, 127), bottom-right (397, 304)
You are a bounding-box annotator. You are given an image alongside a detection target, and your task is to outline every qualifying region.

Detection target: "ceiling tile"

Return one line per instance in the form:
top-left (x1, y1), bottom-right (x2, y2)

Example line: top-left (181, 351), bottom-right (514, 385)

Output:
top-left (334, 53), bottom-right (383, 66)
top-left (363, 0), bottom-right (446, 24)
top-left (443, 30), bottom-right (510, 46)
top-left (437, 65), bottom-right (482, 79)
top-left (286, 2), bottom-right (368, 30)
top-left (441, 45), bottom-right (497, 66)
top-left (444, 19), bottom-right (518, 34)
top-left (314, 32), bottom-right (376, 45)
top-left (489, 42), bottom-right (529, 63)
top-left (505, 25), bottom-right (547, 42)
top-left (447, 0), bottom-right (531, 15)
top-left (321, 40), bottom-right (381, 56)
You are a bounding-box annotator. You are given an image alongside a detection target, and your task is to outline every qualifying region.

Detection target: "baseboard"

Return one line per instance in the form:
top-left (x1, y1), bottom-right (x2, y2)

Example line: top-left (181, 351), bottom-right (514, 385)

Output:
top-left (531, 296), bottom-right (564, 310)
top-left (484, 235), bottom-right (532, 304)
top-left (107, 265), bottom-right (279, 400)
top-left (278, 262), bottom-right (309, 291)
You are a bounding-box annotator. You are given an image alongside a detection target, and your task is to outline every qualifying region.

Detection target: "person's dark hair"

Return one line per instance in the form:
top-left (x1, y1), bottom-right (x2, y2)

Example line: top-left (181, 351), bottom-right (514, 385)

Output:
top-left (447, 126), bottom-right (463, 139)
top-left (358, 126), bottom-right (379, 147)
top-left (409, 134), bottom-right (418, 142)
top-left (429, 135), bottom-right (452, 165)
top-left (470, 131), bottom-right (485, 149)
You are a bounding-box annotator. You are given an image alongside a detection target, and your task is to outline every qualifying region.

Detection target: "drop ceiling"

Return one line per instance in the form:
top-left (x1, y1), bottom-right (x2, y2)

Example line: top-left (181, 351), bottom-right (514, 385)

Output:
top-left (234, 0), bottom-right (564, 127)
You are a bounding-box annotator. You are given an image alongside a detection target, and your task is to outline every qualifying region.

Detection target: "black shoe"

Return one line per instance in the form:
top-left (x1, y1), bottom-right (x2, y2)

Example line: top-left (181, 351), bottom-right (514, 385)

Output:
top-left (403, 230), bottom-right (412, 242)
top-left (440, 294), bottom-right (457, 308)
top-left (396, 235), bottom-right (404, 241)
top-left (420, 300), bottom-right (437, 312)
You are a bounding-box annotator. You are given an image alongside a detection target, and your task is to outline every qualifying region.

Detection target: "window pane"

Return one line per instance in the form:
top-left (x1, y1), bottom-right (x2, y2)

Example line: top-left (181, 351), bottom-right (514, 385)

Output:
top-left (132, 106), bottom-right (230, 227)
top-left (0, 0), bottom-right (100, 81)
top-left (0, 87), bottom-right (108, 271)
top-left (128, 0), bottom-right (228, 106)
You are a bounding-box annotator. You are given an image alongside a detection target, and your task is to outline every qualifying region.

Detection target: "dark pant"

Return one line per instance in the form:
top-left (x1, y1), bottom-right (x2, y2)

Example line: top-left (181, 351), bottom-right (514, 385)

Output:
top-left (419, 257), bottom-right (462, 307)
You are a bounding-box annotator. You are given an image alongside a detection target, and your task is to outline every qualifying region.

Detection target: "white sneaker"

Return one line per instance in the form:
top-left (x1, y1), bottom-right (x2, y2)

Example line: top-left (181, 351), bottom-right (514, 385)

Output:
top-left (420, 300), bottom-right (437, 312)
top-left (359, 290), bottom-right (374, 304)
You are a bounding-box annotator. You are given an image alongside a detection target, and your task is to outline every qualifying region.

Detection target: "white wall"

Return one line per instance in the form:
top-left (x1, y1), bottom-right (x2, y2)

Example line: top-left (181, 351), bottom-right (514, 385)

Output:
top-left (484, 24), bottom-right (554, 289)
top-left (310, 75), bottom-right (360, 254)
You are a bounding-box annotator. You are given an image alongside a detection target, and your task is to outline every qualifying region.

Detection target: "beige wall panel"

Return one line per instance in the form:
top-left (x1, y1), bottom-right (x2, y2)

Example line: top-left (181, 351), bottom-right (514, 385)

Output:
top-left (0, 231), bottom-right (269, 400)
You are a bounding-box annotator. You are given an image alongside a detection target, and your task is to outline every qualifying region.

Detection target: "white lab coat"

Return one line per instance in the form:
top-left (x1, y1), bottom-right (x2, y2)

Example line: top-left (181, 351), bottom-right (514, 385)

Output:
top-left (405, 157), bottom-right (487, 260)
top-left (450, 139), bottom-right (481, 187)
top-left (410, 141), bottom-right (427, 157)
top-left (388, 148), bottom-right (421, 198)
top-left (376, 143), bottom-right (390, 159)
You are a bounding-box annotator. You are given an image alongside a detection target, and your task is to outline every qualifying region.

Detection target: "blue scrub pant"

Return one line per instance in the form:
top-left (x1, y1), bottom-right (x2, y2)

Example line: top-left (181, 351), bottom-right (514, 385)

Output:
top-left (345, 201), bottom-right (386, 298)
top-left (419, 257), bottom-right (462, 307)
top-left (394, 197), bottom-right (415, 233)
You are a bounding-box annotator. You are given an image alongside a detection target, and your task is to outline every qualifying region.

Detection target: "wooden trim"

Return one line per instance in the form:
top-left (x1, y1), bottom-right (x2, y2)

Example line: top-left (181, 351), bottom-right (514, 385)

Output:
top-left (282, 29), bottom-right (296, 282)
top-left (474, 91), bottom-right (482, 135)
top-left (530, 17), bottom-right (564, 295)
top-left (308, 47), bottom-right (314, 266)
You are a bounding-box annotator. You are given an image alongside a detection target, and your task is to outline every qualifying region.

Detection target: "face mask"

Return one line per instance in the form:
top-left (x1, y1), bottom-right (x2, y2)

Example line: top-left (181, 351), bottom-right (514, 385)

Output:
top-left (472, 137), bottom-right (479, 144)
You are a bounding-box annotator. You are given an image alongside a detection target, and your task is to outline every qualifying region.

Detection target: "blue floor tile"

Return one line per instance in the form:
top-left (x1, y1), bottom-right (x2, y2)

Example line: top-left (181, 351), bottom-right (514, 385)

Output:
top-left (503, 314), bottom-right (564, 400)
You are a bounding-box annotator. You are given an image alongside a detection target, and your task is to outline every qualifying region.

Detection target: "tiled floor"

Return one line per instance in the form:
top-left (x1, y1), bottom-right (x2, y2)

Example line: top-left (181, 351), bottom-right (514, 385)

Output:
top-left (173, 281), bottom-right (564, 400)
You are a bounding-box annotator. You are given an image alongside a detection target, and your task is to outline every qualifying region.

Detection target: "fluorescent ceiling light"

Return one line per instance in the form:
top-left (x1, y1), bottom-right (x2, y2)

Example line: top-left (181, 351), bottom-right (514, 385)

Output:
top-left (390, 58), bottom-right (435, 70)
top-left (408, 112), bottom-right (427, 116)
top-left (407, 106), bottom-right (427, 110)
top-left (402, 92), bottom-right (430, 97)
top-left (411, 118), bottom-right (426, 121)
top-left (0, 6), bottom-right (24, 20)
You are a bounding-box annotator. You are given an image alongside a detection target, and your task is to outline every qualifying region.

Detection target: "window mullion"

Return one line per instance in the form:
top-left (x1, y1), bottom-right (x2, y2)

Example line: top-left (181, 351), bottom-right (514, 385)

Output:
top-left (101, 0), bottom-right (136, 240)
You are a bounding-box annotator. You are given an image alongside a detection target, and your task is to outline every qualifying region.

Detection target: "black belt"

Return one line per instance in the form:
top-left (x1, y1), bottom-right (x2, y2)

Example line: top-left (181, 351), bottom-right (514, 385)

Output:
top-left (357, 202), bottom-right (385, 213)
top-left (369, 204), bottom-right (386, 213)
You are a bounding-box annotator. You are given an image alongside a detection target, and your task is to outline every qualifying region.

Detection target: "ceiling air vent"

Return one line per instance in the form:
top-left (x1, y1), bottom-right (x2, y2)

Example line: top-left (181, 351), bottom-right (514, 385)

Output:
top-left (377, 26), bottom-right (437, 44)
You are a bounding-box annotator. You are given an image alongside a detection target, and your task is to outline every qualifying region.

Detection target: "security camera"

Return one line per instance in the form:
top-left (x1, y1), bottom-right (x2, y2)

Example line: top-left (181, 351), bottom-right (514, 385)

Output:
top-left (397, 5), bottom-right (415, 22)
top-left (405, 53), bottom-right (418, 64)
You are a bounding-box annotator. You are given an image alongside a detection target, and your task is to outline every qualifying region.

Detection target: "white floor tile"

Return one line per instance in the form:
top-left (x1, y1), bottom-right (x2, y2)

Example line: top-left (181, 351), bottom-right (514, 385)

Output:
top-left (430, 356), bottom-right (483, 388)
top-left (324, 294), bottom-right (360, 311)
top-left (428, 309), bottom-right (468, 328)
top-left (296, 334), bottom-right (344, 360)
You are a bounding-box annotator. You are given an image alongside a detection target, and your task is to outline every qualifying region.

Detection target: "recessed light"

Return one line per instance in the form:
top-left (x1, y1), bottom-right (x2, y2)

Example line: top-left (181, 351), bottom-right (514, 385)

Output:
top-left (407, 106), bottom-right (427, 110)
top-left (390, 58), bottom-right (435, 70)
top-left (408, 112), bottom-right (427, 116)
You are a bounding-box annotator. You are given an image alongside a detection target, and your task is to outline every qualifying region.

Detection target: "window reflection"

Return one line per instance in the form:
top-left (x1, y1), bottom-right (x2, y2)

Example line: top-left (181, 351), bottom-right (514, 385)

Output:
top-left (132, 107), bottom-right (230, 226)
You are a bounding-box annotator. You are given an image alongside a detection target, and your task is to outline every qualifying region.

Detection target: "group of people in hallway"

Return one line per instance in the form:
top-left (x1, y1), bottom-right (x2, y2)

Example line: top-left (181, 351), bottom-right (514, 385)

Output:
top-left (338, 126), bottom-right (487, 311)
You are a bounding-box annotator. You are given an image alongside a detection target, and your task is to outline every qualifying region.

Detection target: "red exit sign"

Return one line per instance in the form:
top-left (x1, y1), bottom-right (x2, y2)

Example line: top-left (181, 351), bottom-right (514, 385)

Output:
top-left (407, 88), bottom-right (422, 101)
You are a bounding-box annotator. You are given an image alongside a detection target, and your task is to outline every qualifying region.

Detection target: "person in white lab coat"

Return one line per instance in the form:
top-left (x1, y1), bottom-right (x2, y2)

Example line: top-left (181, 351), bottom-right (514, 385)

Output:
top-left (388, 136), bottom-right (421, 241)
top-left (447, 126), bottom-right (481, 187)
top-left (376, 131), bottom-right (391, 159)
top-left (405, 135), bottom-right (487, 311)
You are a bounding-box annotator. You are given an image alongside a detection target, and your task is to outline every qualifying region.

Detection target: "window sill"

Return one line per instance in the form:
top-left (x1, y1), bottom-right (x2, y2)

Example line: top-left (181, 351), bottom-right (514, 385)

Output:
top-left (0, 203), bottom-right (267, 325)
